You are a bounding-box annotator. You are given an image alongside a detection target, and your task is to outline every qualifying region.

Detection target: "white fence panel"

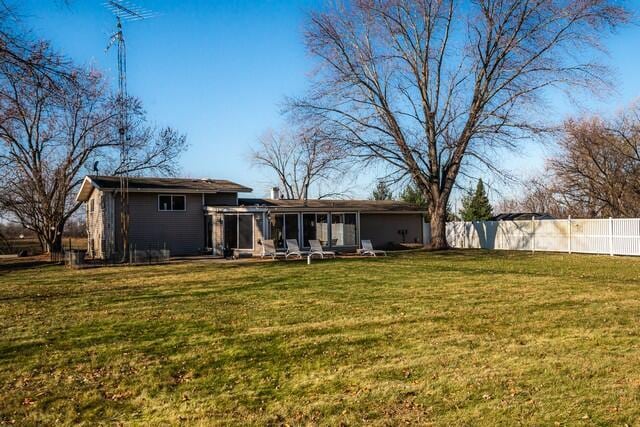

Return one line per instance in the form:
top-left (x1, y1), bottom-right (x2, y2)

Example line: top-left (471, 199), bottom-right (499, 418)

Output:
top-left (612, 218), bottom-right (640, 256)
top-left (446, 218), bottom-right (640, 257)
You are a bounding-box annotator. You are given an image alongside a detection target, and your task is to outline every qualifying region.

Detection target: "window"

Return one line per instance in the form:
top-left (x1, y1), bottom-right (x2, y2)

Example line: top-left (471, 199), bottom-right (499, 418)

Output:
top-left (224, 214), bottom-right (253, 250)
top-left (331, 213), bottom-right (357, 246)
top-left (89, 199), bottom-right (94, 214)
top-left (158, 195), bottom-right (186, 211)
top-left (270, 213), bottom-right (299, 248)
top-left (302, 213), bottom-right (329, 247)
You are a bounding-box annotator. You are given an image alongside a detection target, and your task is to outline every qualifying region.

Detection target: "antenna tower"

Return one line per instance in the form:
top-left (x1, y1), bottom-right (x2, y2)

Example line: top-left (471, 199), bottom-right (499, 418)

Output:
top-left (104, 0), bottom-right (155, 261)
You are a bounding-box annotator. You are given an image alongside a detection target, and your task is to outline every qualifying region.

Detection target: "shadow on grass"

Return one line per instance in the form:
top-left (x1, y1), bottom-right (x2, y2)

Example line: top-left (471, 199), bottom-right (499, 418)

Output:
top-left (0, 259), bottom-right (60, 275)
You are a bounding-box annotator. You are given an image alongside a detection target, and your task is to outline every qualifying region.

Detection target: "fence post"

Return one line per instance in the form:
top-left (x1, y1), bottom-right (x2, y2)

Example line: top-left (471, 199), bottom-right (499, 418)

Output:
top-left (609, 217), bottom-right (614, 256)
top-left (567, 216), bottom-right (572, 254)
top-left (531, 216), bottom-right (535, 253)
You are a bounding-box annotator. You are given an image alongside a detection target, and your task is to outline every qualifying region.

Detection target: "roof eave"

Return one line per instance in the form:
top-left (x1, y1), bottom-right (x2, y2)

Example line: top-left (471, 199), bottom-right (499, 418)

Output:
top-left (75, 176), bottom-right (99, 202)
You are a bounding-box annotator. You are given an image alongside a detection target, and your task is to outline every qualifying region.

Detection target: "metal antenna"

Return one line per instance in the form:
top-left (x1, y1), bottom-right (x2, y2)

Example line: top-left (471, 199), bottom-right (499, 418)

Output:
top-left (104, 0), bottom-right (156, 262)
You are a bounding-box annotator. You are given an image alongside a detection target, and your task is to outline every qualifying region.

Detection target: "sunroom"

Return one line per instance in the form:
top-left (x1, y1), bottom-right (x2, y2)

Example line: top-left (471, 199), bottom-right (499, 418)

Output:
top-left (205, 198), bottom-right (427, 257)
top-left (205, 208), bottom-right (360, 256)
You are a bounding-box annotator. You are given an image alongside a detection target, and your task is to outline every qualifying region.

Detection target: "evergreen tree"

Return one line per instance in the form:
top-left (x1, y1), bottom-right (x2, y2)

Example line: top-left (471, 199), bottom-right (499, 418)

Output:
top-left (460, 179), bottom-right (493, 221)
top-left (371, 180), bottom-right (393, 200)
top-left (400, 184), bottom-right (427, 208)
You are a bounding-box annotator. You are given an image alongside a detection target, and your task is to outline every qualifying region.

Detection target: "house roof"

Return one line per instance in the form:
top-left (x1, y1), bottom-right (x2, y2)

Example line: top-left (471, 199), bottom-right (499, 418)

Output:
top-left (76, 175), bottom-right (252, 202)
top-left (235, 198), bottom-right (426, 213)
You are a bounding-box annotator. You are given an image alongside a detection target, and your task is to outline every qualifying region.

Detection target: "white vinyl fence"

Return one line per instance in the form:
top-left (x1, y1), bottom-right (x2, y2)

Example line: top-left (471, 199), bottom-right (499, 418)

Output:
top-left (446, 218), bottom-right (640, 257)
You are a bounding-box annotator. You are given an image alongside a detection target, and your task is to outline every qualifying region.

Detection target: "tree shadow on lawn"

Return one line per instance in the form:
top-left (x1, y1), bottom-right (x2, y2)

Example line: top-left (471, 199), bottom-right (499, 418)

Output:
top-left (0, 258), bottom-right (59, 275)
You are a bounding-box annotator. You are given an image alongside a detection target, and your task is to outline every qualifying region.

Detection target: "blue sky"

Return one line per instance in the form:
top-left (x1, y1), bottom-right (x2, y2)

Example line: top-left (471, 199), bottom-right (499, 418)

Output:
top-left (17, 1), bottom-right (640, 200)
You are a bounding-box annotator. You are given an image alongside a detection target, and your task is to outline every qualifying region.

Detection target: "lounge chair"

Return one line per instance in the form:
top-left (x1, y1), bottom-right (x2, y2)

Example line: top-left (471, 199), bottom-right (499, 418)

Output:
top-left (309, 239), bottom-right (336, 259)
top-left (360, 239), bottom-right (387, 257)
top-left (261, 239), bottom-right (286, 259)
top-left (285, 239), bottom-right (308, 259)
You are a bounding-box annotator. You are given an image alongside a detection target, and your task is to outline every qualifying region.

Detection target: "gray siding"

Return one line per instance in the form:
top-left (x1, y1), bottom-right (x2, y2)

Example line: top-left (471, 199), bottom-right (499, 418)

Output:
top-left (204, 192), bottom-right (237, 206)
top-left (115, 192), bottom-right (206, 256)
top-left (359, 213), bottom-right (424, 248)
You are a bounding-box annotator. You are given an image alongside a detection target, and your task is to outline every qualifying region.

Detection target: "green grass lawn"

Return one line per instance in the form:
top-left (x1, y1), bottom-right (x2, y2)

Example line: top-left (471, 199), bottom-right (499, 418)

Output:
top-left (1, 251), bottom-right (639, 425)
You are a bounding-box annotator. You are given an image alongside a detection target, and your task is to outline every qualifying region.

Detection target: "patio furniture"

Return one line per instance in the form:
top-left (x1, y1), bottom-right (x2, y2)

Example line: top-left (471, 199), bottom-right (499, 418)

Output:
top-left (309, 239), bottom-right (336, 259)
top-left (261, 239), bottom-right (286, 259)
top-left (360, 239), bottom-right (387, 257)
top-left (285, 239), bottom-right (308, 259)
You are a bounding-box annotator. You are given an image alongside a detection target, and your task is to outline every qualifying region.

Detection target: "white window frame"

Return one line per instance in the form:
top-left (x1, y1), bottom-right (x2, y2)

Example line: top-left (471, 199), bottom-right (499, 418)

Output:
top-left (158, 194), bottom-right (187, 212)
top-left (223, 213), bottom-right (254, 251)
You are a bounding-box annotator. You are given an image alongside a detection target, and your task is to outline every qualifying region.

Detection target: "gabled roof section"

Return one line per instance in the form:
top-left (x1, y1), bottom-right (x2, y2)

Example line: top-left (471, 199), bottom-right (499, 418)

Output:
top-left (236, 198), bottom-right (425, 212)
top-left (75, 175), bottom-right (252, 202)
top-left (75, 176), bottom-right (96, 202)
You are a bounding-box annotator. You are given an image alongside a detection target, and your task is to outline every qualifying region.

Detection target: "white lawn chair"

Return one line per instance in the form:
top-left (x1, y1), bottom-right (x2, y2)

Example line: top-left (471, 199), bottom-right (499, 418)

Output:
top-left (285, 239), bottom-right (308, 259)
top-left (309, 239), bottom-right (336, 259)
top-left (360, 239), bottom-right (387, 257)
top-left (261, 239), bottom-right (286, 259)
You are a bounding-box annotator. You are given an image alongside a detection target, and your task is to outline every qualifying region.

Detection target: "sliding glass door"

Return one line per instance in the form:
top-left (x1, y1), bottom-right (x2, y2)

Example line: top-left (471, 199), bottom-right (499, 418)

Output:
top-left (224, 214), bottom-right (253, 250)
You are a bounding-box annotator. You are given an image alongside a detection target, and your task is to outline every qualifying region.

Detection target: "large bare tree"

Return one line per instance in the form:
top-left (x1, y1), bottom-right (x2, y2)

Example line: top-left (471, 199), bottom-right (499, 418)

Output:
top-left (252, 125), bottom-right (349, 200)
top-left (0, 53), bottom-right (186, 254)
top-left (548, 114), bottom-right (640, 217)
top-left (295, 0), bottom-right (629, 248)
top-left (498, 107), bottom-right (640, 218)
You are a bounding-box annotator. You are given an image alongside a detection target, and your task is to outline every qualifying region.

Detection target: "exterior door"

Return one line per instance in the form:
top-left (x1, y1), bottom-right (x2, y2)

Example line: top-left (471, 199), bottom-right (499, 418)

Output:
top-left (223, 214), bottom-right (253, 250)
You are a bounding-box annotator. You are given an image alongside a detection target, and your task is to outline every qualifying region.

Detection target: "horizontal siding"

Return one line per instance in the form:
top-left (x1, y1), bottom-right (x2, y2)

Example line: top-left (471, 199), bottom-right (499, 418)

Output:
top-left (360, 213), bottom-right (423, 248)
top-left (86, 189), bottom-right (103, 258)
top-left (116, 193), bottom-right (205, 256)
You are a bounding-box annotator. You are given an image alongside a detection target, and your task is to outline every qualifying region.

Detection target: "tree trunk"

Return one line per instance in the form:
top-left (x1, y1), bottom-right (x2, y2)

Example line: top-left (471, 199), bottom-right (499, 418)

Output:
top-left (50, 232), bottom-right (63, 253)
top-left (44, 221), bottom-right (65, 258)
top-left (429, 201), bottom-right (449, 250)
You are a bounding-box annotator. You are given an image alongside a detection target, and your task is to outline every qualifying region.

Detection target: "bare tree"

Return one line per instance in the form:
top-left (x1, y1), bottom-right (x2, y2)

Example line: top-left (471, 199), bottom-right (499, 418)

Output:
top-left (548, 114), bottom-right (640, 217)
top-left (294, 0), bottom-right (629, 248)
top-left (496, 179), bottom-right (582, 218)
top-left (499, 106), bottom-right (640, 218)
top-left (0, 2), bottom-right (71, 81)
top-left (609, 104), bottom-right (640, 172)
top-left (0, 54), bottom-right (186, 254)
top-left (252, 126), bottom-right (349, 200)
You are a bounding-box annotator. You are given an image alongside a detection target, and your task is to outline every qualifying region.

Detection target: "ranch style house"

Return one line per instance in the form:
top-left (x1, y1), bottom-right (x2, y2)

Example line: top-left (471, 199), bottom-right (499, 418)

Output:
top-left (76, 175), bottom-right (428, 258)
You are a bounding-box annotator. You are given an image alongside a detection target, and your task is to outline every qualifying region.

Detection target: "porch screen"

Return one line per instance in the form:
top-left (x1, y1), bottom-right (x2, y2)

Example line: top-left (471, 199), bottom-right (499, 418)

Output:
top-left (302, 213), bottom-right (329, 246)
top-left (331, 213), bottom-right (357, 246)
top-left (270, 214), bottom-right (299, 248)
top-left (224, 214), bottom-right (253, 250)
top-left (285, 214), bottom-right (299, 243)
top-left (270, 214), bottom-right (284, 248)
